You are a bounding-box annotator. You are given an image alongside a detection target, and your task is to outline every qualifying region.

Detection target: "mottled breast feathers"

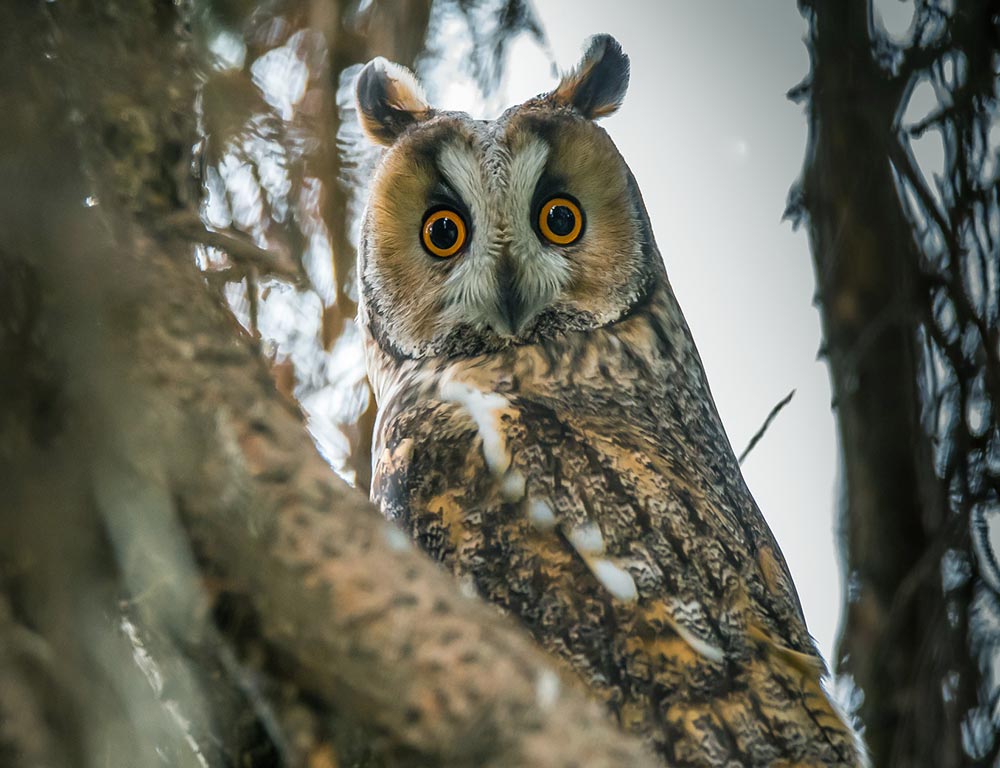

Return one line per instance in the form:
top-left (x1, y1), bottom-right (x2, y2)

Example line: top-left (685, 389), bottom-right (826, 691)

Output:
top-left (356, 33), bottom-right (863, 768)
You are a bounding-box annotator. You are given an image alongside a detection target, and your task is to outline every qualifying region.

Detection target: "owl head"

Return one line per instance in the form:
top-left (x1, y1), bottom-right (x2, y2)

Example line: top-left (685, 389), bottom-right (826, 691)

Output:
top-left (356, 35), bottom-right (662, 359)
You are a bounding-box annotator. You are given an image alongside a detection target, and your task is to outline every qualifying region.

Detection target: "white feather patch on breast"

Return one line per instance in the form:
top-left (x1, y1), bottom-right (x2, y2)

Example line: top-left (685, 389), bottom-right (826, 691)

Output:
top-left (500, 469), bottom-right (526, 501)
top-left (438, 378), bottom-right (512, 476)
top-left (590, 558), bottom-right (639, 602)
top-left (567, 521), bottom-right (605, 555)
top-left (528, 497), bottom-right (557, 530)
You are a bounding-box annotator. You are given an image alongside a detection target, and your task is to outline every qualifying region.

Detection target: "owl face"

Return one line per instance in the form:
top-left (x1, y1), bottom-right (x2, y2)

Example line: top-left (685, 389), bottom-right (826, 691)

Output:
top-left (357, 36), bottom-right (659, 359)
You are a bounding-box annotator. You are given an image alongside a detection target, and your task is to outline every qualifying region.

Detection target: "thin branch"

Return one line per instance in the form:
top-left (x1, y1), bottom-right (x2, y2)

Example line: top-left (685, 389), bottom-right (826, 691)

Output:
top-left (907, 104), bottom-right (959, 138)
top-left (162, 211), bottom-right (302, 285)
top-left (738, 389), bottom-right (796, 465)
top-left (889, 135), bottom-right (953, 240)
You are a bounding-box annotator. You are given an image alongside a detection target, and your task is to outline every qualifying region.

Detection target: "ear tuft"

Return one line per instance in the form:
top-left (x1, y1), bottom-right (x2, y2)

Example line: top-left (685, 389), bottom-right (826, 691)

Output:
top-left (551, 34), bottom-right (630, 120)
top-left (355, 57), bottom-right (432, 146)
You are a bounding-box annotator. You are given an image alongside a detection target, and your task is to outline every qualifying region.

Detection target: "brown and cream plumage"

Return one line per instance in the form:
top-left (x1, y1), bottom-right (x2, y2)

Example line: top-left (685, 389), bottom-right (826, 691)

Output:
top-left (354, 35), bottom-right (864, 767)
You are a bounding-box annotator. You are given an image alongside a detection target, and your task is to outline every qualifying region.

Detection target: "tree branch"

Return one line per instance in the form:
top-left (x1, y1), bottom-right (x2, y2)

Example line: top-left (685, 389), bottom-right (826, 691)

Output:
top-left (738, 389), bottom-right (796, 466)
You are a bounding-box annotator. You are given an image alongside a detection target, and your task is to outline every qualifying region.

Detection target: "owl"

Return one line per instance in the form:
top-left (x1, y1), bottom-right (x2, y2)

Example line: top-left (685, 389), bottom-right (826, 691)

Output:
top-left (354, 35), bottom-right (864, 767)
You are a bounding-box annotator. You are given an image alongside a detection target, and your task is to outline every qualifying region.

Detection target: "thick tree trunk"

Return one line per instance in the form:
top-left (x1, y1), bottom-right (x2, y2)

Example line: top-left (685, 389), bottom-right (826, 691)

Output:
top-left (797, 2), bottom-right (992, 765)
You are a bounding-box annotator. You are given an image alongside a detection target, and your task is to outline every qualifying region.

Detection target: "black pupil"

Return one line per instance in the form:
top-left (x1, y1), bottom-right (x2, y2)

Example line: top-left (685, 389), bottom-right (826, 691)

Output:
top-left (547, 204), bottom-right (576, 237)
top-left (429, 215), bottom-right (459, 251)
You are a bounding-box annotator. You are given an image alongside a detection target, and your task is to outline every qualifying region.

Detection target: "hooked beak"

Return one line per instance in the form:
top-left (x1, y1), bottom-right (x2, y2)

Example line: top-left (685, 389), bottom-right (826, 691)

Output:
top-left (488, 251), bottom-right (557, 338)
top-left (496, 267), bottom-right (526, 336)
top-left (496, 261), bottom-right (534, 336)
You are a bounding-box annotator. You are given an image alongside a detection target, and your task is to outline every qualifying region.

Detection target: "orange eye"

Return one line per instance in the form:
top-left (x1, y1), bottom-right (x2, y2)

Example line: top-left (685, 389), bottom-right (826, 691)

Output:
top-left (421, 207), bottom-right (467, 258)
top-left (537, 196), bottom-right (584, 245)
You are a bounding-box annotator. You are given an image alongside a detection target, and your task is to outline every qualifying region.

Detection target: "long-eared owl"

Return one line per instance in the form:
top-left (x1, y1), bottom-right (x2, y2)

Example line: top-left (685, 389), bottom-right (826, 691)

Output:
top-left (354, 34), bottom-right (864, 767)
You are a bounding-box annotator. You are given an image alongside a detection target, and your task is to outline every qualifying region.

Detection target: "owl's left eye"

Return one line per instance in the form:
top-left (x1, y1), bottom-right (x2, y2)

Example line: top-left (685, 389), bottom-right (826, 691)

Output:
top-left (537, 195), bottom-right (584, 246)
top-left (421, 207), bottom-right (468, 258)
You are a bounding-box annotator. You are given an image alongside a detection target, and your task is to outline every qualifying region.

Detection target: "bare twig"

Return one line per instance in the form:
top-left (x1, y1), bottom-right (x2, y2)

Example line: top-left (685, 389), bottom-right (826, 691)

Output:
top-left (738, 389), bottom-right (796, 466)
top-left (162, 211), bottom-right (302, 285)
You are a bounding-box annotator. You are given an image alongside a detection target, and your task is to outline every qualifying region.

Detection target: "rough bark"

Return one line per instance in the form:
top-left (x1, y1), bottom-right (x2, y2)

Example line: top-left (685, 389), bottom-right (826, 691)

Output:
top-left (798, 5), bottom-right (945, 761)
top-left (796, 1), bottom-right (999, 765)
top-left (0, 2), bottom-right (659, 766)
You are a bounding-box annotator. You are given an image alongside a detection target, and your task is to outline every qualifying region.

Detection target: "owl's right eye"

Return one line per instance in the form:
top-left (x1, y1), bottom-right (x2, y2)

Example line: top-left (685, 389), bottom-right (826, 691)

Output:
top-left (421, 207), bottom-right (468, 258)
top-left (537, 195), bottom-right (584, 246)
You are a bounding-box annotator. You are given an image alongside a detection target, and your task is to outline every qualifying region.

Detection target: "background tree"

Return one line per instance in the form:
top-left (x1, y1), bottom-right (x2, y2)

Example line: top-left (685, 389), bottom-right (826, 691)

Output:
top-left (792, 1), bottom-right (1000, 765)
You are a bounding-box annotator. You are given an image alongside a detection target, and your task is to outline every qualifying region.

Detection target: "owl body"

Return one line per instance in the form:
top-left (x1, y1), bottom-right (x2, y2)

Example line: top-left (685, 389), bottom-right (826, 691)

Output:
top-left (356, 37), bottom-right (862, 767)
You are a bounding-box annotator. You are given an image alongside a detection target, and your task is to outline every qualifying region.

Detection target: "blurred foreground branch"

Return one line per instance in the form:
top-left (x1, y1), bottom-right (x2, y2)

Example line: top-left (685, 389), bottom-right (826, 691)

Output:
top-left (0, 3), bottom-right (657, 766)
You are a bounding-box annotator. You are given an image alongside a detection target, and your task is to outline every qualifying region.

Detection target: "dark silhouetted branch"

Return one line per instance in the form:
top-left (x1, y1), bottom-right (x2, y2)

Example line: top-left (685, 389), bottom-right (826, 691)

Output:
top-left (738, 389), bottom-right (796, 466)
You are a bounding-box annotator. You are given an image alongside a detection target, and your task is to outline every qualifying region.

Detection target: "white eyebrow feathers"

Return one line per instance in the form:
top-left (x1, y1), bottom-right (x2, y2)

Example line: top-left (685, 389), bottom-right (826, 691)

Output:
top-left (434, 133), bottom-right (568, 336)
